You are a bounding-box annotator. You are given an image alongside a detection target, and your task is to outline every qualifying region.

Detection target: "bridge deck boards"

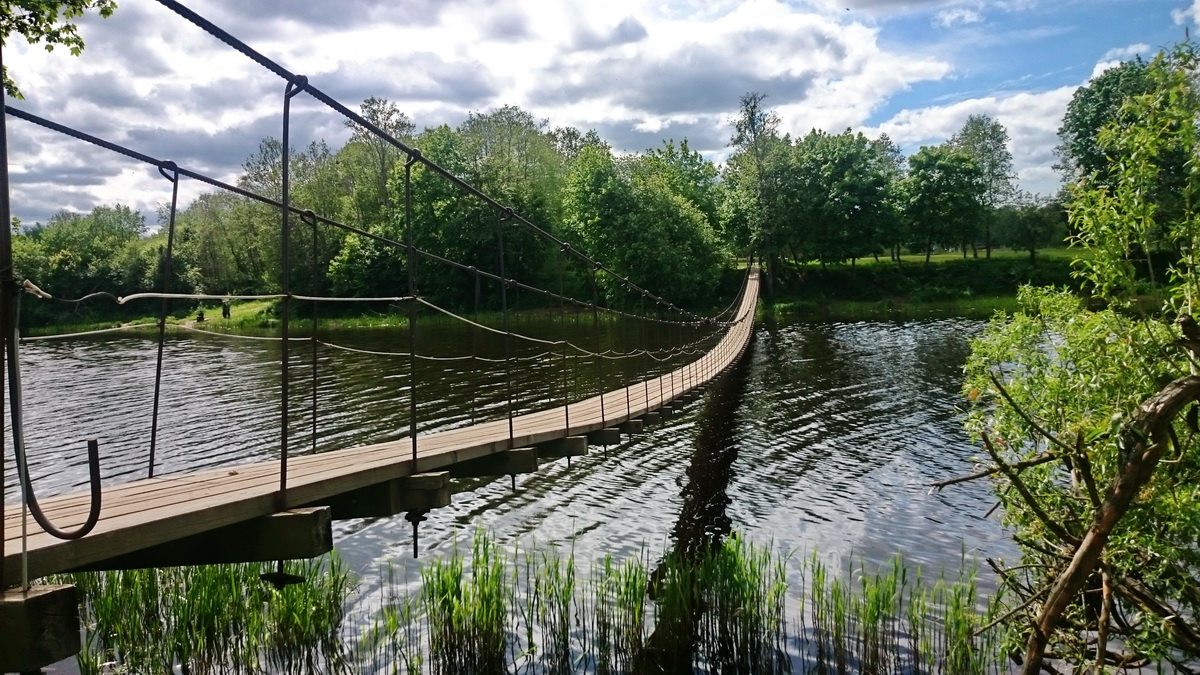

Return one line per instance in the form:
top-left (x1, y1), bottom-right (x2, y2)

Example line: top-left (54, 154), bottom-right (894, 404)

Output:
top-left (3, 272), bottom-right (757, 582)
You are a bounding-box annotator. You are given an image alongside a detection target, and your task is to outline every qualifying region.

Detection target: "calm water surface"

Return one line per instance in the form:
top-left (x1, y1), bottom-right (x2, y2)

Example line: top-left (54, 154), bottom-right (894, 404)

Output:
top-left (4, 314), bottom-right (1017, 663)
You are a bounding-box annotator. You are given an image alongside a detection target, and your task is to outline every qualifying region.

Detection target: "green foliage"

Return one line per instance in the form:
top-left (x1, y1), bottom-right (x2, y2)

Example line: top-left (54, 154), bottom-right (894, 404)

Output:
top-left (782, 129), bottom-right (899, 265)
top-left (963, 41), bottom-right (1200, 668)
top-left (950, 114), bottom-right (1016, 257)
top-left (60, 555), bottom-right (354, 674)
top-left (1056, 57), bottom-right (1153, 185)
top-left (563, 143), bottom-right (727, 307)
top-left (992, 193), bottom-right (1069, 261)
top-left (902, 145), bottom-right (985, 262)
top-left (11, 100), bottom-right (731, 323)
top-left (0, 0), bottom-right (117, 98)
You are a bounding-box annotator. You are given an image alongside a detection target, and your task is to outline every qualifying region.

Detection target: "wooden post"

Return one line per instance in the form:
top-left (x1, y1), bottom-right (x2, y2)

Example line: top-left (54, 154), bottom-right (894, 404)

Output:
top-left (0, 585), bottom-right (80, 672)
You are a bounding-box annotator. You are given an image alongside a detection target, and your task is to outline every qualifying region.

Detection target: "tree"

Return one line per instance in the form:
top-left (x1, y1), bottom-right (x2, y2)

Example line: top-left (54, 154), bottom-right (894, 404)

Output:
top-left (871, 134), bottom-right (906, 262)
top-left (993, 192), bottom-right (1067, 262)
top-left (786, 129), bottom-right (895, 267)
top-left (1, 1), bottom-right (117, 98)
top-left (729, 92), bottom-right (784, 293)
top-left (563, 144), bottom-right (725, 306)
top-left (346, 98), bottom-right (414, 195)
top-left (956, 42), bottom-right (1200, 673)
top-left (1055, 58), bottom-right (1152, 186)
top-left (949, 114), bottom-right (1014, 257)
top-left (901, 145), bottom-right (983, 263)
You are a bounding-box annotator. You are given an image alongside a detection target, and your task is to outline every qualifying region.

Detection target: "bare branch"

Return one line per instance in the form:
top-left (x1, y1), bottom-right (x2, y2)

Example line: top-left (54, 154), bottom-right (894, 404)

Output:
top-left (989, 373), bottom-right (1076, 454)
top-left (930, 451), bottom-right (1060, 490)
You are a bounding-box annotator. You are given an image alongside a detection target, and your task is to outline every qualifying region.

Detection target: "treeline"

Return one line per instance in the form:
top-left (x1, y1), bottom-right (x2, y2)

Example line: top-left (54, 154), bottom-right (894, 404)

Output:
top-left (13, 95), bottom-right (1068, 326)
top-left (725, 94), bottom-right (1067, 294)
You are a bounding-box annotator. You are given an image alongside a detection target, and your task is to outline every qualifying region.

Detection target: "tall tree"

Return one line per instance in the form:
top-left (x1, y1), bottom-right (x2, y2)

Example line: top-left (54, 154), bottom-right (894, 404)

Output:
top-left (949, 114), bottom-right (1014, 257)
top-left (729, 92), bottom-right (783, 293)
top-left (1055, 58), bottom-right (1152, 185)
top-left (1, 0), bottom-right (117, 98)
top-left (902, 145), bottom-right (984, 263)
top-left (871, 133), bottom-right (906, 262)
top-left (961, 42), bottom-right (1200, 673)
top-left (343, 97), bottom-right (414, 222)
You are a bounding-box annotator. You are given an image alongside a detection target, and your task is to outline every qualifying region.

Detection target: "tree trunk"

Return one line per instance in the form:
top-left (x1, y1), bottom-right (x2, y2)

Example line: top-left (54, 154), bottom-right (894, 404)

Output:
top-left (1020, 375), bottom-right (1200, 674)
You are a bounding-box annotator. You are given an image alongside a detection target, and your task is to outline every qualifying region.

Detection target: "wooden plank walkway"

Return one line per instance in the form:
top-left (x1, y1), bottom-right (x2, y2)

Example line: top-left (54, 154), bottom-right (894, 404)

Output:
top-left (3, 270), bottom-right (758, 583)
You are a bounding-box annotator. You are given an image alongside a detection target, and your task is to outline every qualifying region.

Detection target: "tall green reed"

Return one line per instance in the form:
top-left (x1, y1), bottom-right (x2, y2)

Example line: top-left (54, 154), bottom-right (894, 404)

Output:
top-left (57, 554), bottom-right (353, 674)
top-left (54, 530), bottom-right (1011, 674)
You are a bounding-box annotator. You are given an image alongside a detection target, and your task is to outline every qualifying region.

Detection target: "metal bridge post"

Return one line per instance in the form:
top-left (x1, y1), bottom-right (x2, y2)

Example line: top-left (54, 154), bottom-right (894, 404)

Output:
top-left (278, 75), bottom-right (307, 511)
top-left (147, 162), bottom-right (180, 479)
top-left (0, 40), bottom-right (9, 590)
top-left (497, 208), bottom-right (514, 450)
top-left (405, 152), bottom-right (420, 466)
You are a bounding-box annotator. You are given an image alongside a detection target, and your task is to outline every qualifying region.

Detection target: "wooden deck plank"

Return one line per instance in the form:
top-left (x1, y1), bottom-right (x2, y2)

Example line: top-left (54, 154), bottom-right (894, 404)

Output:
top-left (3, 272), bottom-right (758, 582)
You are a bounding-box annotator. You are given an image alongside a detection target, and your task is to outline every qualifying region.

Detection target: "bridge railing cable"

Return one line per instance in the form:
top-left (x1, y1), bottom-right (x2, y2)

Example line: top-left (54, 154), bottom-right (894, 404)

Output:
top-left (0, 0), bottom-right (759, 565)
top-left (151, 0), bottom-right (717, 325)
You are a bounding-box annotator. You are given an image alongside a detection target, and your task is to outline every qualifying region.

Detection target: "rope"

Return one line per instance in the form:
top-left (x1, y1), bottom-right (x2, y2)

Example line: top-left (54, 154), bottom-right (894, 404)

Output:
top-left (151, 0), bottom-right (724, 323)
top-left (6, 105), bottom-right (715, 329)
top-left (117, 292), bottom-right (414, 304)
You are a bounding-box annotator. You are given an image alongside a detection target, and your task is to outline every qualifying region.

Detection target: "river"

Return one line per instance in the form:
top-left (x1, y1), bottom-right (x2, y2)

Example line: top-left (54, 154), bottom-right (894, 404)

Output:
top-left (3, 313), bottom-right (1018, 670)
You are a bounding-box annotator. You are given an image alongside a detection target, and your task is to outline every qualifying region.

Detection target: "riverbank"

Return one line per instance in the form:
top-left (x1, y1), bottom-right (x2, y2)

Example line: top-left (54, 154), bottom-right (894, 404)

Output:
top-left (759, 250), bottom-right (1078, 320)
top-left (22, 251), bottom-right (1079, 336)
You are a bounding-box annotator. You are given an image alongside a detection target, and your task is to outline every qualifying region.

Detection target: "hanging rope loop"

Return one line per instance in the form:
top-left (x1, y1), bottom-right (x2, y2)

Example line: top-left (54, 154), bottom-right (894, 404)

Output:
top-left (285, 74), bottom-right (308, 96)
top-left (157, 160), bottom-right (179, 182)
top-left (15, 440), bottom-right (102, 541)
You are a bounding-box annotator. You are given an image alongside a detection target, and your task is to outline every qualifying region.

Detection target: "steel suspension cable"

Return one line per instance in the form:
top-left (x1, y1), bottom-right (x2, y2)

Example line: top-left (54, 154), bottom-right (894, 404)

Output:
top-left (152, 0), bottom-right (715, 324)
top-left (147, 162), bottom-right (181, 479)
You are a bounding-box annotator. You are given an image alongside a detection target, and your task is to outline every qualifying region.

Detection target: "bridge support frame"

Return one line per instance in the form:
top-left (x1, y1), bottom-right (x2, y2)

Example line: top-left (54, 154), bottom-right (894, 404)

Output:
top-left (537, 436), bottom-right (587, 460)
top-left (69, 507), bottom-right (332, 572)
top-left (314, 472), bottom-right (451, 519)
top-left (0, 584), bottom-right (80, 673)
top-left (448, 447), bottom-right (538, 479)
top-left (586, 428), bottom-right (621, 445)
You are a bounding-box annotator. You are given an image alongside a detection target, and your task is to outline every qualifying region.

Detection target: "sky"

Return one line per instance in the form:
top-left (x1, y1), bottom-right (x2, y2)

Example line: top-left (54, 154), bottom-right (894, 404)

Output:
top-left (1, 0), bottom-right (1193, 226)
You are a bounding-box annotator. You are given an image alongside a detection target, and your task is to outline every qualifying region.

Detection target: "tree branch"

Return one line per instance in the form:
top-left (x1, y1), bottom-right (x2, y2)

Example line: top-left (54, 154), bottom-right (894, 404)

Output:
top-left (989, 372), bottom-right (1076, 454)
top-left (929, 451), bottom-right (1060, 490)
top-left (1020, 374), bottom-right (1200, 675)
top-left (982, 434), bottom-right (1080, 547)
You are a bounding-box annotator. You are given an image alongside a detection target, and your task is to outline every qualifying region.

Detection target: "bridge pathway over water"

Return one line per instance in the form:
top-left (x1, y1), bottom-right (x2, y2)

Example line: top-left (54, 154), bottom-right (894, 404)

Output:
top-left (0, 1), bottom-right (762, 669)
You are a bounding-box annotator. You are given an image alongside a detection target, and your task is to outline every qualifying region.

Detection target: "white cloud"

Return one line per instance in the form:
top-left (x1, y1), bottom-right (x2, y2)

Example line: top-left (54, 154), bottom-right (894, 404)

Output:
top-left (865, 85), bottom-right (1076, 197)
top-left (1089, 44), bottom-right (1151, 79)
top-left (935, 8), bottom-right (983, 27)
top-left (1173, 0), bottom-right (1200, 25)
top-left (1101, 43), bottom-right (1150, 61)
top-left (0, 0), bottom-right (1136, 222)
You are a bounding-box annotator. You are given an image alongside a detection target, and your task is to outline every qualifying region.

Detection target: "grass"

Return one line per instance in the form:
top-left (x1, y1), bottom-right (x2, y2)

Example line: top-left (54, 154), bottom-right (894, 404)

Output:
top-left (55, 554), bottom-right (354, 674)
top-left (53, 530), bottom-right (1016, 673)
top-left (762, 295), bottom-right (1025, 321)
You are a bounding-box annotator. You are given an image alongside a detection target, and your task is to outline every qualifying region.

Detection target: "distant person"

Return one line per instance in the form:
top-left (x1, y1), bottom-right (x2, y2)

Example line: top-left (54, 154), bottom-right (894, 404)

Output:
top-left (222, 297), bottom-right (231, 319)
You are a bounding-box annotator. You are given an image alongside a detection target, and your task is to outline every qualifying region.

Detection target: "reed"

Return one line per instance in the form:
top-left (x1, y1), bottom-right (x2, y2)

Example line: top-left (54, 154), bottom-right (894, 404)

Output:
top-left (56, 554), bottom-right (353, 674)
top-left (356, 531), bottom-right (1005, 674)
top-left (54, 531), bottom-right (1011, 673)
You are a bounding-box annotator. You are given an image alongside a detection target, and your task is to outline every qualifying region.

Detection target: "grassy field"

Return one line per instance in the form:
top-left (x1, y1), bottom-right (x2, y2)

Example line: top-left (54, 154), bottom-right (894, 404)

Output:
top-left (21, 248), bottom-right (1085, 337)
top-left (757, 246), bottom-right (1083, 320)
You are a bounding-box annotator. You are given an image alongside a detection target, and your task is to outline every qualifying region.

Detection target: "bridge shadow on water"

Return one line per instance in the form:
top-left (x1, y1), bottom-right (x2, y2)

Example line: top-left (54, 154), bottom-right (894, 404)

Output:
top-left (633, 340), bottom-right (794, 674)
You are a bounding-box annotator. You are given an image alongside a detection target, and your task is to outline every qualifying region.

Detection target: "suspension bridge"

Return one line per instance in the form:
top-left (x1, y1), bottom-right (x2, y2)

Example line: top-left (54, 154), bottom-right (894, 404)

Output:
top-left (0, 1), bottom-right (760, 670)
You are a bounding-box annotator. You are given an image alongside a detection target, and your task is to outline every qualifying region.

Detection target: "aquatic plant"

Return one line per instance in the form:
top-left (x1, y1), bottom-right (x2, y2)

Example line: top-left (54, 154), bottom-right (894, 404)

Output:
top-left (57, 554), bottom-right (353, 674)
top-left (56, 531), bottom-right (1017, 673)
